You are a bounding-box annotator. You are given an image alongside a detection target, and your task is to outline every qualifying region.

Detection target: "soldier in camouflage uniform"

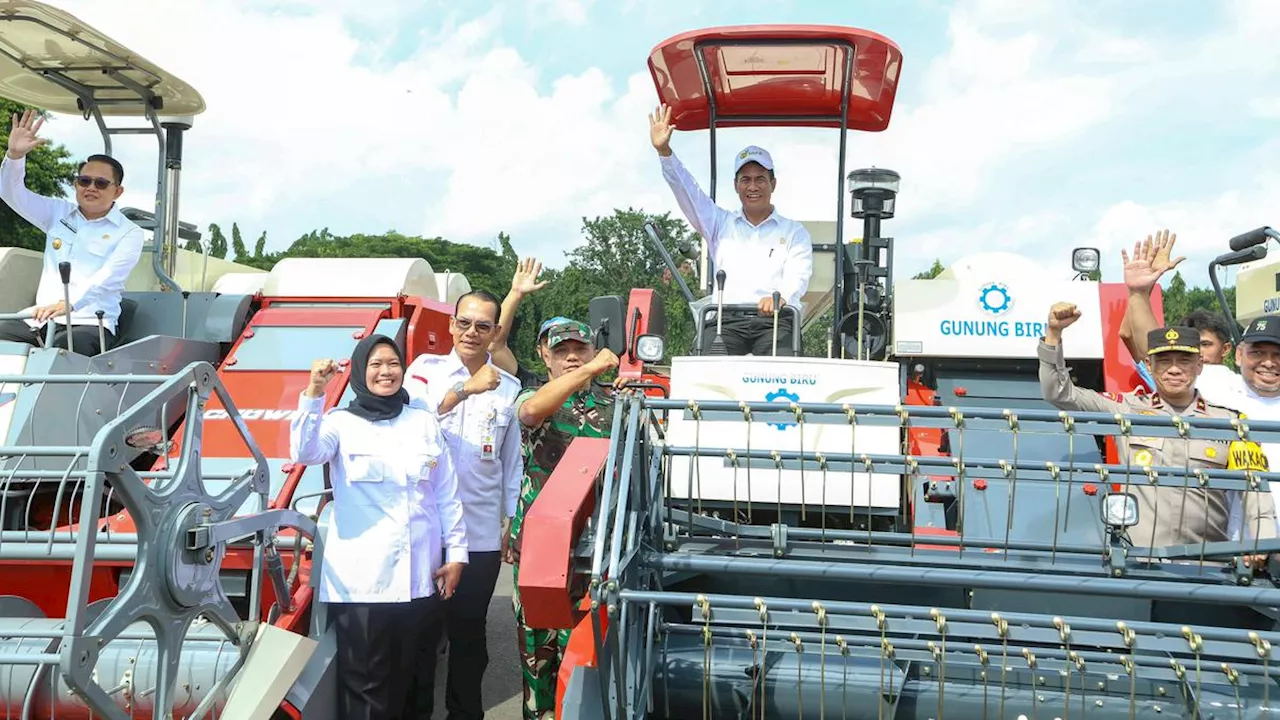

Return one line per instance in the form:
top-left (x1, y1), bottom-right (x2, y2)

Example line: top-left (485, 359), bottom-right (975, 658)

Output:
top-left (506, 316), bottom-right (624, 720)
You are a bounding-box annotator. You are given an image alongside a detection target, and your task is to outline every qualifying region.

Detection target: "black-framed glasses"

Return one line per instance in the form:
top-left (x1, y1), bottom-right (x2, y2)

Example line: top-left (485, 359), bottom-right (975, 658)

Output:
top-left (454, 317), bottom-right (495, 333)
top-left (75, 175), bottom-right (113, 190)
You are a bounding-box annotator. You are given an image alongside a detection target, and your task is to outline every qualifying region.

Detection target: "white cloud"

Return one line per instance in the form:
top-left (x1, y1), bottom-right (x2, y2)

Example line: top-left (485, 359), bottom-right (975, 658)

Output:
top-left (16, 0), bottom-right (1278, 295)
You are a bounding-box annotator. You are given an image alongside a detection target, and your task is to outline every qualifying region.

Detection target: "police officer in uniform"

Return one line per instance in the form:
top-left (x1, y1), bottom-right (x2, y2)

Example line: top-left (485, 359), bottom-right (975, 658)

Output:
top-left (1039, 301), bottom-right (1277, 561)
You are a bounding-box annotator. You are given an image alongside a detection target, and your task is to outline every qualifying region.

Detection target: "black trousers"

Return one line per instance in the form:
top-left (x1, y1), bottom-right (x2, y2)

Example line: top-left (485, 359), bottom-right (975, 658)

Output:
top-left (700, 311), bottom-right (796, 356)
top-left (332, 594), bottom-right (443, 720)
top-left (0, 319), bottom-right (114, 357)
top-left (410, 551), bottom-right (503, 719)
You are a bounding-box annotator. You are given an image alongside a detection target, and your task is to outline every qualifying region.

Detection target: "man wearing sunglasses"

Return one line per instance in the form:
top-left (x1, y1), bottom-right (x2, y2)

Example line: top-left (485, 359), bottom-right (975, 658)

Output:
top-left (0, 110), bottom-right (143, 356)
top-left (404, 289), bottom-right (523, 719)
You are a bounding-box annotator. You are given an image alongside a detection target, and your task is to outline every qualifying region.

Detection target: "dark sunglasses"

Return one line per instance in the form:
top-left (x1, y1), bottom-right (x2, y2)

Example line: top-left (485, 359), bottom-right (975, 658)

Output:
top-left (454, 317), bottom-right (495, 333)
top-left (75, 175), bottom-right (113, 190)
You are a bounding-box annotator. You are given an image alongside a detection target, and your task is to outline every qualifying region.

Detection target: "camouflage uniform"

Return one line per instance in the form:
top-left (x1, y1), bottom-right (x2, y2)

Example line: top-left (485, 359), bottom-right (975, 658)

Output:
top-left (1039, 325), bottom-right (1278, 548)
top-left (509, 318), bottom-right (616, 720)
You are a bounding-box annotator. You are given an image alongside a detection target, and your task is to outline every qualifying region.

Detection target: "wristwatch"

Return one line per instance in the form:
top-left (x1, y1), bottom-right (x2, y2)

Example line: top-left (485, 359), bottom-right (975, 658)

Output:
top-left (451, 381), bottom-right (469, 399)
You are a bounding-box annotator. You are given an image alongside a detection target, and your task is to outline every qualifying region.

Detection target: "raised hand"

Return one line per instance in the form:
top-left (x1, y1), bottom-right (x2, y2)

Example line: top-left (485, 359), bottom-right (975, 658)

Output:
top-left (586, 348), bottom-right (619, 376)
top-left (305, 358), bottom-right (340, 397)
top-left (7, 109), bottom-right (47, 160)
top-left (648, 104), bottom-right (675, 155)
top-left (464, 363), bottom-right (501, 395)
top-left (1150, 228), bottom-right (1185, 274)
top-left (1121, 235), bottom-right (1165, 294)
top-left (1047, 302), bottom-right (1081, 331)
top-left (510, 257), bottom-right (548, 297)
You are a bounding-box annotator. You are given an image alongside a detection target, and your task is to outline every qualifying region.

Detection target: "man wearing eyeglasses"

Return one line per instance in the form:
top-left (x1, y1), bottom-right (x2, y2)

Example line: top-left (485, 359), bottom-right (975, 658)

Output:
top-left (0, 110), bottom-right (142, 356)
top-left (404, 289), bottom-right (522, 720)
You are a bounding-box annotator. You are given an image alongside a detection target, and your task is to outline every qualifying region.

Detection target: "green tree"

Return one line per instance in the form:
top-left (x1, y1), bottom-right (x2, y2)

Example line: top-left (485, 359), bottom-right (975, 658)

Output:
top-left (254, 231), bottom-right (266, 259)
top-left (231, 222), bottom-right (248, 263)
top-left (913, 259), bottom-right (945, 280)
top-left (0, 101), bottom-right (78, 251)
top-left (208, 223), bottom-right (228, 259)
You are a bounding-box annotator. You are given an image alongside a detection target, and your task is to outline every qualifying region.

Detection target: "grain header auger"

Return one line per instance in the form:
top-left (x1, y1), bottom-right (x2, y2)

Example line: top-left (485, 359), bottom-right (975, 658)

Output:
top-left (0, 2), bottom-right (472, 718)
top-left (515, 24), bottom-right (1280, 720)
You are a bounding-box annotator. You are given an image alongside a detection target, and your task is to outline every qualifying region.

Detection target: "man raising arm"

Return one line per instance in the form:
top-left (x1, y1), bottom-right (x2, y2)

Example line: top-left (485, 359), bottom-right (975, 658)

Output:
top-left (488, 256), bottom-right (548, 386)
top-left (649, 103), bottom-right (812, 356)
top-left (0, 110), bottom-right (143, 356)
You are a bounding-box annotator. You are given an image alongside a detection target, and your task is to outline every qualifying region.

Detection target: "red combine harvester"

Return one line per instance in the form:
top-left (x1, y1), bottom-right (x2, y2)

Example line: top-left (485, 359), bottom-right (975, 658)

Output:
top-left (0, 2), bottom-right (466, 717)
top-left (1, 4), bottom-right (1275, 719)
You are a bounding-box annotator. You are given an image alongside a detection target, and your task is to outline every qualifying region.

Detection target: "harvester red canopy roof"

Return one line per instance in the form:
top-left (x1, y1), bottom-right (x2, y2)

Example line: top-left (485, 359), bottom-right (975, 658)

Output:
top-left (647, 24), bottom-right (902, 132)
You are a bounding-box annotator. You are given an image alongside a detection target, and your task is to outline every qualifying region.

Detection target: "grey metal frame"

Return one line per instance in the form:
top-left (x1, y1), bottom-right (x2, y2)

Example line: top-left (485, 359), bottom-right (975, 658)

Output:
top-left (0, 13), bottom-right (189, 291)
top-left (694, 302), bottom-right (803, 355)
top-left (0, 363), bottom-right (319, 718)
top-left (565, 392), bottom-right (1280, 720)
top-left (688, 36), bottom-right (857, 354)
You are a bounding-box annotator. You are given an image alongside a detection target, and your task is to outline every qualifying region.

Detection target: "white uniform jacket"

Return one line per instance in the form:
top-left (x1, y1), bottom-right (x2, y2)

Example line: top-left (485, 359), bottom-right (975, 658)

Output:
top-left (659, 151), bottom-right (813, 312)
top-left (405, 351), bottom-right (522, 553)
top-left (290, 392), bottom-right (468, 604)
top-left (0, 155), bottom-right (143, 334)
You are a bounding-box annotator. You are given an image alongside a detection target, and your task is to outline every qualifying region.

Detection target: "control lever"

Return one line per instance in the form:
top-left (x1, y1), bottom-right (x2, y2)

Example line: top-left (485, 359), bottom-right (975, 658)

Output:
top-left (57, 261), bottom-right (73, 354)
top-left (771, 290), bottom-right (782, 357)
top-left (709, 270), bottom-right (727, 356)
top-left (95, 310), bottom-right (105, 354)
top-left (182, 290), bottom-right (191, 339)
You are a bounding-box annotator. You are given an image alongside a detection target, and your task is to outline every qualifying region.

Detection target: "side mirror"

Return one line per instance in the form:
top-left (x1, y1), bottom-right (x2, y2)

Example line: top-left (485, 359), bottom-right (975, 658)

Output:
top-left (588, 295), bottom-right (627, 356)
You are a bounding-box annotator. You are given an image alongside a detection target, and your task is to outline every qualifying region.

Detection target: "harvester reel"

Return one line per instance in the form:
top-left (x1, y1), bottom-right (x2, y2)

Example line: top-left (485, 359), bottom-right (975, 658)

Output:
top-left (61, 362), bottom-right (267, 720)
top-left (0, 362), bottom-right (317, 720)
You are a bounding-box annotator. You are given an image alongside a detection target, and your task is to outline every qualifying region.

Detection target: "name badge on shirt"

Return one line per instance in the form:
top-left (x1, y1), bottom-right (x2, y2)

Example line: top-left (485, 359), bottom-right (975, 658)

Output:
top-left (480, 408), bottom-right (497, 460)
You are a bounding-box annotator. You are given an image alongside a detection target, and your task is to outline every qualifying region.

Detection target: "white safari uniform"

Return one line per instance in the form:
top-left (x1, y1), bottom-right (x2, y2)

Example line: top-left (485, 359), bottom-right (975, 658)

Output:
top-left (290, 393), bottom-right (469, 604)
top-left (659, 150), bottom-right (813, 312)
top-left (406, 351), bottom-right (522, 553)
top-left (0, 156), bottom-right (143, 334)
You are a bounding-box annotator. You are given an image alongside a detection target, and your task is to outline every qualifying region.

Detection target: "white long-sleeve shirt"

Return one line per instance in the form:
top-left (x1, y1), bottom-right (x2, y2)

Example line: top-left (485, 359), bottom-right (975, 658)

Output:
top-left (289, 392), bottom-right (468, 604)
top-left (1195, 363), bottom-right (1280, 538)
top-left (405, 351), bottom-right (522, 553)
top-left (659, 151), bottom-right (814, 312)
top-left (0, 155), bottom-right (143, 334)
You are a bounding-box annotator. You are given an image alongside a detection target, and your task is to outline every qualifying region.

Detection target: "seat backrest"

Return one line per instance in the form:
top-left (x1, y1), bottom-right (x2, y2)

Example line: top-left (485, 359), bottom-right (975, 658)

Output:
top-left (113, 297), bottom-right (138, 347)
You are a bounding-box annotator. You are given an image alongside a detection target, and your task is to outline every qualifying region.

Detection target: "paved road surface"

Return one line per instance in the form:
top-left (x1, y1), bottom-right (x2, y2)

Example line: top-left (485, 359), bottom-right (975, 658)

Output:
top-left (431, 565), bottom-right (525, 718)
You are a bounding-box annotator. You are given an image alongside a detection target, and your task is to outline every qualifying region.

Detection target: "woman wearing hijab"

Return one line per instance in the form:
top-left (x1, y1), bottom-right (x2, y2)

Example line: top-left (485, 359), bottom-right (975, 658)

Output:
top-left (290, 334), bottom-right (468, 719)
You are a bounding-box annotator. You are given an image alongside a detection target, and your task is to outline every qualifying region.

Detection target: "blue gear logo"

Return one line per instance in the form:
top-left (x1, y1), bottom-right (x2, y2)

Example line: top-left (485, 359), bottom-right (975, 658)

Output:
top-left (764, 387), bottom-right (800, 430)
top-left (978, 282), bottom-right (1012, 316)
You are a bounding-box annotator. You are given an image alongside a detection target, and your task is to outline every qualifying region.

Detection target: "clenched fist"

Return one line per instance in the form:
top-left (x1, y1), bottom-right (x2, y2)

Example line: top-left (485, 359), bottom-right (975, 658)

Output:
top-left (1047, 302), bottom-right (1081, 331)
top-left (464, 363), bottom-right (501, 395)
top-left (306, 358), bottom-right (340, 397)
top-left (585, 348), bottom-right (620, 376)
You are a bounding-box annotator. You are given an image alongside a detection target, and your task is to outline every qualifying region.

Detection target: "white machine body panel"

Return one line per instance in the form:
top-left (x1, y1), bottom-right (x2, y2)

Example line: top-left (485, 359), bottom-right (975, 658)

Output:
top-left (892, 251), bottom-right (1104, 359)
top-left (664, 356), bottom-right (902, 509)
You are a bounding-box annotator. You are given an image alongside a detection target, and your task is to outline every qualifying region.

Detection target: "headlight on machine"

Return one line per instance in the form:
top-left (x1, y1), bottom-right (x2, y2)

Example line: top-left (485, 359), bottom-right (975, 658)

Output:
top-left (635, 334), bottom-right (665, 363)
top-left (1101, 492), bottom-right (1139, 529)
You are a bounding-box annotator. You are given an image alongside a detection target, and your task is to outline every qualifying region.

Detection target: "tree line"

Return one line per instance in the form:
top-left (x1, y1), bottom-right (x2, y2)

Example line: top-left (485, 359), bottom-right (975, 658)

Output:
top-left (0, 99), bottom-right (1241, 372)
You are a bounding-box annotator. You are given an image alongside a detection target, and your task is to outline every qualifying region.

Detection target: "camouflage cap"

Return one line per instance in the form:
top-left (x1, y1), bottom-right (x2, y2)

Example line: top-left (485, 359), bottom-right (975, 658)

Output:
top-left (538, 316), bottom-right (593, 349)
top-left (1147, 325), bottom-right (1200, 355)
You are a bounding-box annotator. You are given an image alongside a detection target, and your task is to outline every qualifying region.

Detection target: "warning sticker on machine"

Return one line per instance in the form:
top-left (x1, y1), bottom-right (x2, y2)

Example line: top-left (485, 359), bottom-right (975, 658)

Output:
top-left (1227, 441), bottom-right (1270, 471)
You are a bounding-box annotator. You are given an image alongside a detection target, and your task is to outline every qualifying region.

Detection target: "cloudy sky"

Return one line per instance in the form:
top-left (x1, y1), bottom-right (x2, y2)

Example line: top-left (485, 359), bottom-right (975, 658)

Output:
top-left (27, 0), bottom-right (1280, 285)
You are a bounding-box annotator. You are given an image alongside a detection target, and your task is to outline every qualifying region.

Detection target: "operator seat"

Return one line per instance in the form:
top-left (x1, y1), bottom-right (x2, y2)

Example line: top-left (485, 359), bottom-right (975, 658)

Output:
top-left (112, 298), bottom-right (137, 349)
